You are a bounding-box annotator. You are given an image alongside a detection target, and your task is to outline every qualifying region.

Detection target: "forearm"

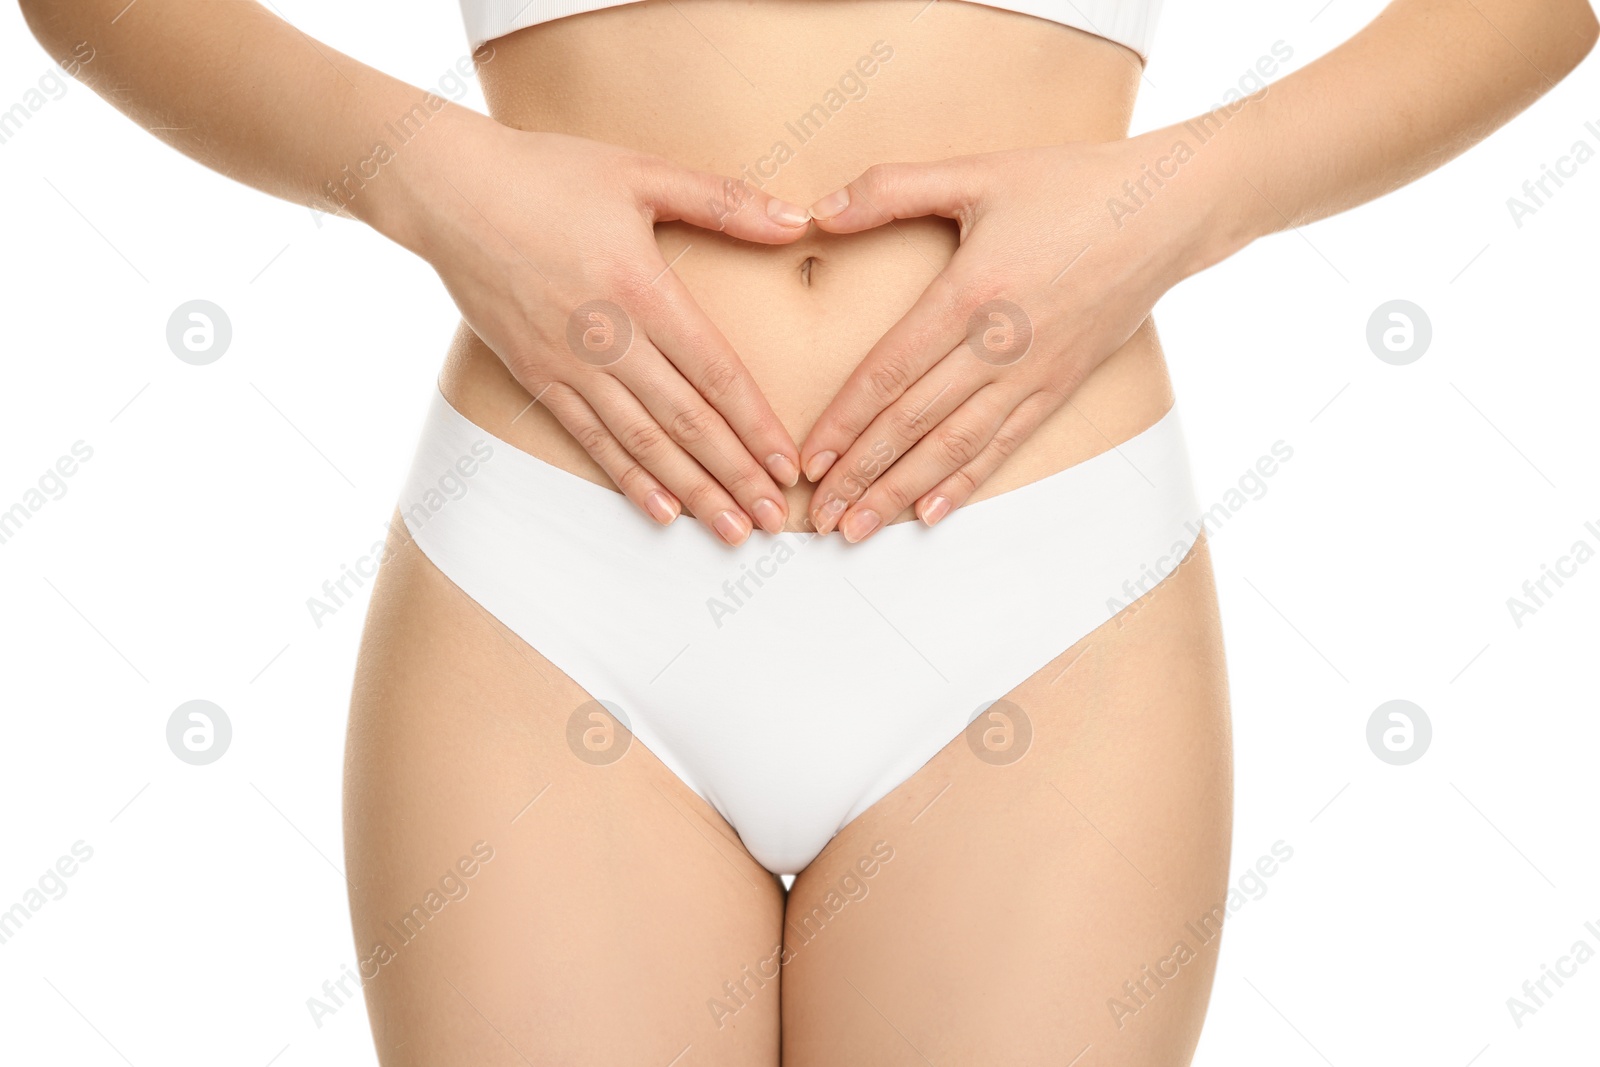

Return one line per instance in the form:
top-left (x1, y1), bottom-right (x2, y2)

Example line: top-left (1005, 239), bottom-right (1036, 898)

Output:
top-left (1160, 0), bottom-right (1599, 275)
top-left (18, 0), bottom-right (484, 250)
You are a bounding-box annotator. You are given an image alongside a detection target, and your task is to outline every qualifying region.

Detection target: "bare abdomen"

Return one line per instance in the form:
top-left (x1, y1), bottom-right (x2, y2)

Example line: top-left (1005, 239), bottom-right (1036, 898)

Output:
top-left (444, 0), bottom-right (1171, 528)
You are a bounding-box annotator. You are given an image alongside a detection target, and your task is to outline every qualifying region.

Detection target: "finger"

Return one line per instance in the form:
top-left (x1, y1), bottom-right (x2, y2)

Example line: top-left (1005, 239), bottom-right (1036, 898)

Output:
top-left (536, 381), bottom-right (683, 527)
top-left (806, 350), bottom-right (983, 535)
top-left (634, 154), bottom-right (813, 242)
top-left (799, 272), bottom-right (982, 484)
top-left (806, 158), bottom-right (977, 234)
top-left (579, 371), bottom-right (760, 547)
top-left (915, 390), bottom-right (1062, 528)
top-left (638, 263), bottom-right (801, 486)
top-left (836, 384), bottom-right (1032, 542)
top-left (607, 330), bottom-right (790, 537)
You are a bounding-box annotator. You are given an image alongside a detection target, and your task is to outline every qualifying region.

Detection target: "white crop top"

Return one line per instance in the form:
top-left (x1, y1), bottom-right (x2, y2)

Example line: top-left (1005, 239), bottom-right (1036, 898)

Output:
top-left (459, 0), bottom-right (1162, 59)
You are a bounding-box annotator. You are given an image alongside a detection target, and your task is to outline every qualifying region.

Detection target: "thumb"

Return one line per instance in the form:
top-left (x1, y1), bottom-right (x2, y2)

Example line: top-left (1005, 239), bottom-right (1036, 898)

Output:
top-left (634, 156), bottom-right (813, 243)
top-left (806, 159), bottom-right (976, 233)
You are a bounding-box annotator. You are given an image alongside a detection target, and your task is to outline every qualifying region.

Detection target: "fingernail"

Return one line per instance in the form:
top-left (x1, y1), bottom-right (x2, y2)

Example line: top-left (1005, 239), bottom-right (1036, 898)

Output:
top-left (813, 495), bottom-right (846, 535)
top-left (810, 188), bottom-right (850, 220)
top-left (841, 508), bottom-right (881, 543)
top-left (920, 495), bottom-right (952, 527)
top-left (767, 198), bottom-right (811, 227)
top-left (765, 452), bottom-right (800, 487)
top-left (713, 510), bottom-right (750, 546)
top-left (804, 450), bottom-right (838, 482)
top-left (752, 497), bottom-right (785, 535)
top-left (645, 491), bottom-right (679, 525)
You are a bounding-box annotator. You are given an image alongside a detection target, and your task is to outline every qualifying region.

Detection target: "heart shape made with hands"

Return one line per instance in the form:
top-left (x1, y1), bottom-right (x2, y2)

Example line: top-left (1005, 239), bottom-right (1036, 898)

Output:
top-left (482, 131), bottom-right (1188, 548)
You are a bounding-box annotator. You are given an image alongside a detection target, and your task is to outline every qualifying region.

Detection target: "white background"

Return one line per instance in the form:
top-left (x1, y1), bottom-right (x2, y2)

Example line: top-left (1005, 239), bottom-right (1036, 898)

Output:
top-left (2, 0), bottom-right (1597, 1063)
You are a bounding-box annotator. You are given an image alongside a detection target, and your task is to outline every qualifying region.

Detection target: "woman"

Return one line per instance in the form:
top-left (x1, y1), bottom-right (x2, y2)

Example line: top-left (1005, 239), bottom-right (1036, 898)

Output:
top-left (22, 0), bottom-right (1595, 1062)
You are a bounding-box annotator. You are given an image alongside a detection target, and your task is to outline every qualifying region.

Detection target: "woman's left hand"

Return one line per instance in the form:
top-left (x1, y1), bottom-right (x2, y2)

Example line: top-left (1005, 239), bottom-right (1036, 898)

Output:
top-left (798, 135), bottom-right (1226, 541)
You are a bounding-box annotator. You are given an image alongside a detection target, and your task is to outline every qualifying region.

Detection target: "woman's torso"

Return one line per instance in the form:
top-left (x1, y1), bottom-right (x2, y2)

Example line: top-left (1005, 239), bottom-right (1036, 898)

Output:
top-left (441, 0), bottom-right (1174, 530)
top-left (349, 10), bottom-right (1231, 1021)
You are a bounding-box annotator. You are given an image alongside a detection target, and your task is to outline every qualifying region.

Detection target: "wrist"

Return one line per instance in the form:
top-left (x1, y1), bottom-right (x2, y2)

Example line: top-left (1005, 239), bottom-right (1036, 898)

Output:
top-left (331, 100), bottom-right (502, 261)
top-left (1119, 122), bottom-right (1264, 288)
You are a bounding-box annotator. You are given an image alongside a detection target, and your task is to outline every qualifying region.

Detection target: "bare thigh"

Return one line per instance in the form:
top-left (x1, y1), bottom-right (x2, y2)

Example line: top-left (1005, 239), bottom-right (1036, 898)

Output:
top-left (781, 539), bottom-right (1232, 1067)
top-left (342, 515), bottom-right (786, 1066)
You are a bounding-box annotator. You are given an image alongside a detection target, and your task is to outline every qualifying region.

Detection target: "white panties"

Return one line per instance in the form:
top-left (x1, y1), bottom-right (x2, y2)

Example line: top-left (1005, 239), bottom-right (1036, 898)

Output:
top-left (397, 386), bottom-right (1204, 875)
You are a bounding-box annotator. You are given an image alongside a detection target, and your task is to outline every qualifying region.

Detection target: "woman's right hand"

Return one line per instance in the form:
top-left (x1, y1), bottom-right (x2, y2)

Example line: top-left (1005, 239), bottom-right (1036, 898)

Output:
top-left (385, 111), bottom-right (812, 545)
